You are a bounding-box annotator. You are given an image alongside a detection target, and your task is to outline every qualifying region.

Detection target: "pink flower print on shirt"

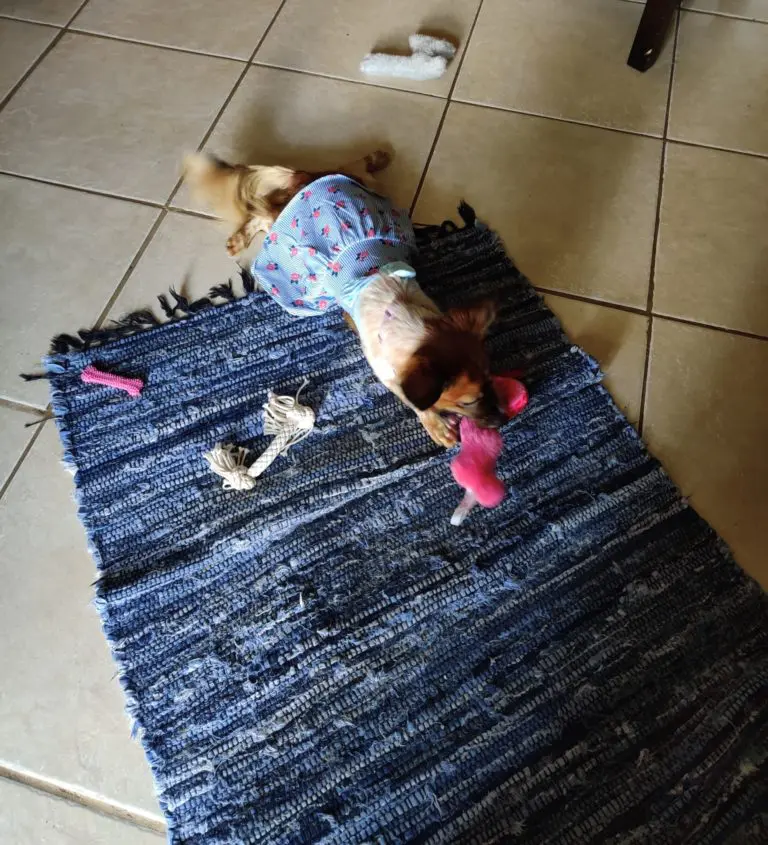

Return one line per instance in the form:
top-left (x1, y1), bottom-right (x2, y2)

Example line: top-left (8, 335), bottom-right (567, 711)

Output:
top-left (290, 272), bottom-right (301, 282)
top-left (367, 227), bottom-right (375, 238)
top-left (328, 260), bottom-right (342, 276)
top-left (290, 216), bottom-right (299, 229)
top-left (268, 232), bottom-right (278, 243)
top-left (366, 266), bottom-right (380, 276)
top-left (321, 223), bottom-right (331, 237)
top-left (331, 243), bottom-right (341, 253)
top-left (318, 300), bottom-right (329, 309)
top-left (266, 262), bottom-right (279, 271)
top-left (290, 246), bottom-right (299, 257)
top-left (301, 229), bottom-right (308, 238)
top-left (271, 286), bottom-right (280, 295)
top-left (341, 221), bottom-right (351, 231)
top-left (300, 190), bottom-right (312, 201)
top-left (312, 207), bottom-right (321, 219)
top-left (307, 247), bottom-right (317, 257)
top-left (356, 249), bottom-right (370, 262)
top-left (327, 184), bottom-right (340, 193)
top-left (359, 207), bottom-right (370, 218)
top-left (294, 299), bottom-right (305, 306)
top-left (334, 199), bottom-right (346, 209)
top-left (308, 273), bottom-right (318, 283)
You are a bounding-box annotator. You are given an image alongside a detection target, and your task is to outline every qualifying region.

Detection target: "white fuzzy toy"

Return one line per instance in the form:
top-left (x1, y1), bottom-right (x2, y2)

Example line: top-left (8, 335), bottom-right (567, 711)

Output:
top-left (360, 34), bottom-right (457, 81)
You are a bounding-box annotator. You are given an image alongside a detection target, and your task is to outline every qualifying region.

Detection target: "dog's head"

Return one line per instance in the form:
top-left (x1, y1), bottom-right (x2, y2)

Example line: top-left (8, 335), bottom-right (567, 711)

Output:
top-left (399, 301), bottom-right (504, 428)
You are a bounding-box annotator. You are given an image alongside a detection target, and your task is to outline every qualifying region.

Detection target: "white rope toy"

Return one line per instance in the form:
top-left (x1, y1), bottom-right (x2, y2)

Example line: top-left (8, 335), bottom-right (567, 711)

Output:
top-left (204, 382), bottom-right (315, 491)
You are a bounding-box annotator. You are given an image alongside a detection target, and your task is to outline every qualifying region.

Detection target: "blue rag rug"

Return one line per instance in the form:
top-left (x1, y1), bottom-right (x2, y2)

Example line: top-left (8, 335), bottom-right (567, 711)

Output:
top-left (45, 212), bottom-right (768, 844)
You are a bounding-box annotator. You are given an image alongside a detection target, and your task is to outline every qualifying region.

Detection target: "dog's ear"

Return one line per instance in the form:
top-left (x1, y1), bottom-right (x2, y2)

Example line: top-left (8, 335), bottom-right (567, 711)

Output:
top-left (447, 299), bottom-right (496, 337)
top-left (400, 355), bottom-right (447, 411)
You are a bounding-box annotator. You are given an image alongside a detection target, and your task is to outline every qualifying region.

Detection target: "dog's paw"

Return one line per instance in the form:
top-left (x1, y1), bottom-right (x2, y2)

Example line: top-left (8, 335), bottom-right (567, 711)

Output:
top-left (365, 150), bottom-right (392, 173)
top-left (226, 232), bottom-right (246, 256)
top-left (420, 410), bottom-right (458, 449)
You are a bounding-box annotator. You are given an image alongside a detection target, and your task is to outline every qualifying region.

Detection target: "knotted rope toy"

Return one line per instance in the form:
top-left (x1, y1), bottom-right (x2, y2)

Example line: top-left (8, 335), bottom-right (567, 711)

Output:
top-left (204, 382), bottom-right (315, 491)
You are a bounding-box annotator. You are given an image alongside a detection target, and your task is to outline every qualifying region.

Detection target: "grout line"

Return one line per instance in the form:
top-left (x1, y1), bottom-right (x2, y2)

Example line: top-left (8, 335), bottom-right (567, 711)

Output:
top-left (248, 59), bottom-right (448, 101)
top-left (92, 208), bottom-right (168, 323)
top-left (536, 285), bottom-right (768, 343)
top-left (639, 316), bottom-right (655, 436)
top-left (0, 169), bottom-right (166, 209)
top-left (535, 286), bottom-right (646, 317)
top-left (680, 6), bottom-right (768, 26)
top-left (450, 96), bottom-right (664, 141)
top-left (0, 764), bottom-right (165, 836)
top-left (0, 0), bottom-right (87, 114)
top-left (650, 313), bottom-right (768, 344)
top-left (70, 0), bottom-right (291, 329)
top-left (408, 0), bottom-right (487, 216)
top-left (163, 0), bottom-right (290, 207)
top-left (638, 7), bottom-right (680, 436)
top-left (0, 417), bottom-right (46, 501)
top-left (0, 16), bottom-right (61, 29)
top-left (66, 27), bottom-right (249, 64)
top-left (665, 135), bottom-right (768, 162)
top-left (0, 397), bottom-right (47, 416)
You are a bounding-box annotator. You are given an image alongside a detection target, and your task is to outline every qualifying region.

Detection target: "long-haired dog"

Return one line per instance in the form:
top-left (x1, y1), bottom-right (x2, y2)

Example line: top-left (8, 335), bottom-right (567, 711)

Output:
top-left (184, 151), bottom-right (503, 448)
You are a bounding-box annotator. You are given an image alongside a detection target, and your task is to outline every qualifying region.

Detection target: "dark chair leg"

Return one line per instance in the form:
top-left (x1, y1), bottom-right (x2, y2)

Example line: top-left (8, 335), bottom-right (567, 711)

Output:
top-left (627, 0), bottom-right (679, 72)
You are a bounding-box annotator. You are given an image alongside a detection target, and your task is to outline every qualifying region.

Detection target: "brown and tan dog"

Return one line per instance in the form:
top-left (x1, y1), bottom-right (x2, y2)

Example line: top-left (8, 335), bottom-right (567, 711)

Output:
top-left (183, 151), bottom-right (503, 448)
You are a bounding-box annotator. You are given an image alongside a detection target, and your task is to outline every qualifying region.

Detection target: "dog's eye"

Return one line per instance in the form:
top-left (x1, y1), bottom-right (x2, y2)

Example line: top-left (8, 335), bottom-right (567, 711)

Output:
top-left (458, 398), bottom-right (480, 408)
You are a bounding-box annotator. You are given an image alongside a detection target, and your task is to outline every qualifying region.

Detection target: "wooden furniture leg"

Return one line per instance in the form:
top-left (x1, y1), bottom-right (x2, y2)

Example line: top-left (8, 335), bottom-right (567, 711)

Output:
top-left (627, 0), bottom-right (679, 72)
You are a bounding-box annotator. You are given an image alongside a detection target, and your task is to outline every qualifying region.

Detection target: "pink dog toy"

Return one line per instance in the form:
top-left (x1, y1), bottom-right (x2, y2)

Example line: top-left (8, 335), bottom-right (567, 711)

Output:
top-left (80, 364), bottom-right (144, 397)
top-left (450, 373), bottom-right (528, 526)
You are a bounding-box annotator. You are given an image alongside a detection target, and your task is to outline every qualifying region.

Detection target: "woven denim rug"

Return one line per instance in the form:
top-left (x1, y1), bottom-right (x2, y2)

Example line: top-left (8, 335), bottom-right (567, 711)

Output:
top-left (45, 212), bottom-right (768, 844)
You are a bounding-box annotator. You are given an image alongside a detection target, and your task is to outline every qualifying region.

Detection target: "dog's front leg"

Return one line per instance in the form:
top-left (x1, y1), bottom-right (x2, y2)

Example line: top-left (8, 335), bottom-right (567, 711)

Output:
top-left (417, 409), bottom-right (458, 449)
top-left (226, 217), bottom-right (268, 257)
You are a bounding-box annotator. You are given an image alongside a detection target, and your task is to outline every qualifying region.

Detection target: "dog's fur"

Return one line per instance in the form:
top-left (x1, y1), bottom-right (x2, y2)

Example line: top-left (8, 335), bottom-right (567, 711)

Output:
top-left (183, 151), bottom-right (502, 447)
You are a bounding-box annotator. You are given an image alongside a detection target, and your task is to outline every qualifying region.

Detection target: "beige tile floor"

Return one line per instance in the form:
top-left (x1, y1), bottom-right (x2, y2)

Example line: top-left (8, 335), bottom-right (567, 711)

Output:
top-left (0, 0), bottom-right (766, 838)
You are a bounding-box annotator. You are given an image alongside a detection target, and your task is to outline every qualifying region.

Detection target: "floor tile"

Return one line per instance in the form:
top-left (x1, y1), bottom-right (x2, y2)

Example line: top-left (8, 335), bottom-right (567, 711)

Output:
top-left (0, 779), bottom-right (163, 844)
top-left (454, 0), bottom-right (672, 134)
top-left (110, 211), bottom-right (244, 321)
top-left (544, 294), bottom-right (649, 424)
top-left (644, 318), bottom-right (768, 588)
top-left (0, 176), bottom-right (159, 407)
top-left (0, 423), bottom-right (160, 811)
top-left (670, 12), bottom-right (768, 156)
top-left (73, 0), bottom-right (281, 60)
top-left (682, 0), bottom-right (768, 22)
top-left (655, 143), bottom-right (768, 337)
top-left (256, 0), bottom-right (481, 98)
top-left (0, 33), bottom-right (241, 202)
top-left (175, 65), bottom-right (444, 213)
top-left (0, 0), bottom-right (80, 25)
top-left (0, 19), bottom-right (57, 102)
top-left (414, 104), bottom-right (661, 308)
top-left (0, 405), bottom-right (40, 491)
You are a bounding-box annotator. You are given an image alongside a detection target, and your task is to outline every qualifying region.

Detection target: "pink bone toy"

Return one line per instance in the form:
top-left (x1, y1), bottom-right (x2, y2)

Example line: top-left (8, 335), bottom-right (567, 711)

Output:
top-left (80, 364), bottom-right (144, 397)
top-left (450, 374), bottom-right (528, 526)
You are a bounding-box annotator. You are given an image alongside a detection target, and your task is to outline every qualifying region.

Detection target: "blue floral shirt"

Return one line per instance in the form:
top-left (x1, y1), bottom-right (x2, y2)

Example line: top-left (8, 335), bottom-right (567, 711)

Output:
top-left (251, 175), bottom-right (417, 320)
